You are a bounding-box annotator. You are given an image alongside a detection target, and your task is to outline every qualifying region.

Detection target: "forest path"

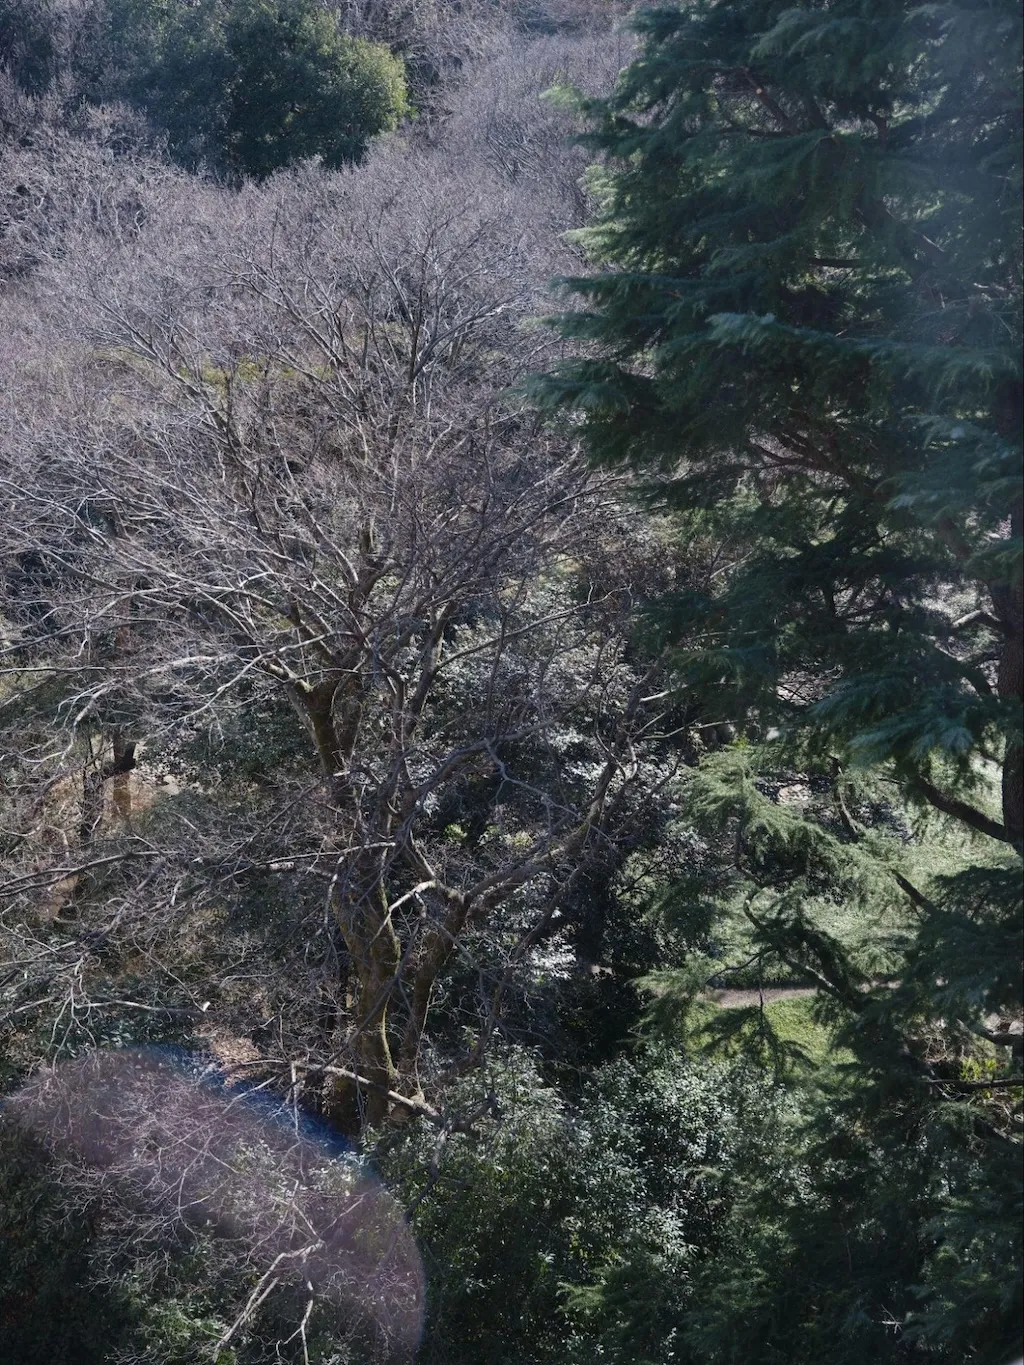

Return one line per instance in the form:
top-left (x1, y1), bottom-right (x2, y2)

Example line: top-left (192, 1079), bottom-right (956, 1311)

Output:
top-left (704, 986), bottom-right (818, 1008)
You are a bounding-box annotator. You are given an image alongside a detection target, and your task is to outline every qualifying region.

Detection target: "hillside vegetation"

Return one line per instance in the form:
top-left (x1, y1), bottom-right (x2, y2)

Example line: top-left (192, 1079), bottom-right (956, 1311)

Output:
top-left (0, 2), bottom-right (1020, 1363)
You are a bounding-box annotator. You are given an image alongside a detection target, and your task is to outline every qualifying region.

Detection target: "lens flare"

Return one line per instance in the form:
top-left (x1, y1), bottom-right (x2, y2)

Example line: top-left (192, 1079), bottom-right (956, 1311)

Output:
top-left (7, 1048), bottom-right (424, 1361)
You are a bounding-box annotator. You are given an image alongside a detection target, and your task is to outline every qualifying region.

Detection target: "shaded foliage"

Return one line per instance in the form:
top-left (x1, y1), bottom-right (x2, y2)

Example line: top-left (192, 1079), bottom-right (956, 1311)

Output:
top-left (537, 0), bottom-right (1023, 1359)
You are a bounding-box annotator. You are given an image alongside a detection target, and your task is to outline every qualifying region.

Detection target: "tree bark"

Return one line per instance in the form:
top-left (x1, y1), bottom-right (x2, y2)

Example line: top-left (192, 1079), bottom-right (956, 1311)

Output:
top-left (992, 516), bottom-right (1023, 849)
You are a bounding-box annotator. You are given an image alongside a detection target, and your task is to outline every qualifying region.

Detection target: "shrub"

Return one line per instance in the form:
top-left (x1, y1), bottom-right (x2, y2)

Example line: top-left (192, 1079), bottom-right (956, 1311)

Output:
top-left (105, 0), bottom-right (408, 176)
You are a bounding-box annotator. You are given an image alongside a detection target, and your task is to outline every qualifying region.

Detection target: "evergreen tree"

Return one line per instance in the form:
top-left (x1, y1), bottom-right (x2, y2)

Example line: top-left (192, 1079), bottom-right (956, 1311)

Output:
top-left (105, 0), bottom-right (233, 166)
top-left (536, 1), bottom-right (1022, 1358)
top-left (103, 0), bottom-right (408, 175)
top-left (0, 0), bottom-right (63, 95)
top-left (224, 0), bottom-right (408, 178)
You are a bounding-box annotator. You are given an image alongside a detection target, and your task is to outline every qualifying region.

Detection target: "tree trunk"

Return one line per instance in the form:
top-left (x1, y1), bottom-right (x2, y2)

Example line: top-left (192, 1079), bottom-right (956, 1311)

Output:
top-left (328, 871), bottom-right (402, 1132)
top-left (993, 497), bottom-right (1023, 847)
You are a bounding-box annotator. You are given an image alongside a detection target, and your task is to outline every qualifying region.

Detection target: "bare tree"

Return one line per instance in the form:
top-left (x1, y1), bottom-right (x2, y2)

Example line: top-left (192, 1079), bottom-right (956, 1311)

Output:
top-left (1, 130), bottom-right (676, 1131)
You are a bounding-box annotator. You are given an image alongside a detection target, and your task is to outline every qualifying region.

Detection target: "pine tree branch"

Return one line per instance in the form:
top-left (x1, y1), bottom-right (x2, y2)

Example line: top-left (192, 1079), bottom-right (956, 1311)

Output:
top-left (801, 95), bottom-right (831, 132)
top-left (975, 1027), bottom-right (1023, 1054)
top-left (952, 609), bottom-right (1003, 633)
top-left (739, 69), bottom-right (799, 134)
top-left (743, 907), bottom-right (867, 1015)
top-left (910, 777), bottom-right (1012, 844)
top-left (832, 763), bottom-right (936, 913)
top-left (892, 871), bottom-right (935, 914)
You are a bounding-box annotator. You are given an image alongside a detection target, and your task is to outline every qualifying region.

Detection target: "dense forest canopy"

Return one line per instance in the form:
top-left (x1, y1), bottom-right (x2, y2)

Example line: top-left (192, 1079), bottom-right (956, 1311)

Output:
top-left (0, 1), bottom-right (1020, 1363)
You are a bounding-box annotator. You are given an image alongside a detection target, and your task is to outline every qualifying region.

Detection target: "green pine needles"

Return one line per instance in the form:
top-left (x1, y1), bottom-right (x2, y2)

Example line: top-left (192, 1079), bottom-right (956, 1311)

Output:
top-left (536, 2), bottom-right (1022, 1359)
top-left (538, 0), bottom-right (1021, 841)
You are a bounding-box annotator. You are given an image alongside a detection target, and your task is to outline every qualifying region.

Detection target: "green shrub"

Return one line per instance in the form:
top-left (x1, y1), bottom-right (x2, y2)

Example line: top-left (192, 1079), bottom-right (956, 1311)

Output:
top-left (376, 1047), bottom-right (789, 1365)
top-left (105, 0), bottom-right (408, 176)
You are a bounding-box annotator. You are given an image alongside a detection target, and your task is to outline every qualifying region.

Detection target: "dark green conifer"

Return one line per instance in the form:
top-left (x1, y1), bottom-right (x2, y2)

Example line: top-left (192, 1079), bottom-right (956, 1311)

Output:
top-left (536, 2), bottom-right (1022, 1357)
